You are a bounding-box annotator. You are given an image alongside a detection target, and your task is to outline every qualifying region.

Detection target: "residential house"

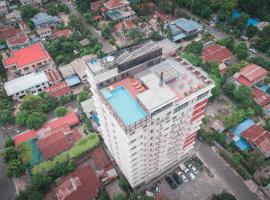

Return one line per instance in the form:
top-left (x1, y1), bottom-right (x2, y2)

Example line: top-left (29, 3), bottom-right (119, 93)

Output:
top-left (6, 31), bottom-right (29, 50)
top-left (165, 18), bottom-right (202, 42)
top-left (234, 64), bottom-right (268, 87)
top-left (14, 111), bottom-right (80, 146)
top-left (59, 55), bottom-right (93, 85)
top-left (31, 12), bottom-right (59, 29)
top-left (4, 71), bottom-right (49, 101)
top-left (44, 67), bottom-right (63, 85)
top-left (202, 44), bottom-right (232, 75)
top-left (5, 10), bottom-right (22, 26)
top-left (38, 124), bottom-right (81, 160)
top-left (18, 21), bottom-right (31, 34)
top-left (45, 164), bottom-right (102, 200)
top-left (252, 86), bottom-right (270, 107)
top-left (102, 0), bottom-right (136, 21)
top-left (2, 42), bottom-right (54, 76)
top-left (36, 27), bottom-right (52, 40)
top-left (90, 0), bottom-right (106, 12)
top-left (0, 27), bottom-right (20, 40)
top-left (45, 81), bottom-right (71, 97)
top-left (48, 29), bottom-right (72, 40)
top-left (112, 20), bottom-right (137, 46)
top-left (0, 1), bottom-right (8, 16)
top-left (19, 0), bottom-right (43, 7)
top-left (242, 124), bottom-right (270, 158)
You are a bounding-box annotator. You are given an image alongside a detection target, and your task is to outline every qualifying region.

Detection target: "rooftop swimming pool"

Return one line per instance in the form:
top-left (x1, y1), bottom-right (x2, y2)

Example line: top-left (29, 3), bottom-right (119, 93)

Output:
top-left (101, 86), bottom-right (147, 126)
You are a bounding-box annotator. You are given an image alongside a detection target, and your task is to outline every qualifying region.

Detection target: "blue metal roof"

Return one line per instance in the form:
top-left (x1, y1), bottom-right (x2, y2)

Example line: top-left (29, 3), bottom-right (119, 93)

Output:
top-left (175, 18), bottom-right (198, 32)
top-left (65, 75), bottom-right (81, 87)
top-left (232, 119), bottom-right (255, 137)
top-left (31, 12), bottom-right (59, 26)
top-left (172, 33), bottom-right (186, 42)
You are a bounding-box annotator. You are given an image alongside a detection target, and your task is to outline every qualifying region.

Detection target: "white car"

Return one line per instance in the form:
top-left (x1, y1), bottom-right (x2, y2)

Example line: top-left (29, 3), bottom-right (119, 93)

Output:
top-left (178, 172), bottom-right (188, 183)
top-left (249, 48), bottom-right (257, 53)
top-left (184, 168), bottom-right (196, 180)
top-left (188, 164), bottom-right (198, 174)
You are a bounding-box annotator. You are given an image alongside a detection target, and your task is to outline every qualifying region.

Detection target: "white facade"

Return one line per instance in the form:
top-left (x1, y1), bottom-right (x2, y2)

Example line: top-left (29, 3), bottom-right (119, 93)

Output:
top-left (86, 42), bottom-right (214, 187)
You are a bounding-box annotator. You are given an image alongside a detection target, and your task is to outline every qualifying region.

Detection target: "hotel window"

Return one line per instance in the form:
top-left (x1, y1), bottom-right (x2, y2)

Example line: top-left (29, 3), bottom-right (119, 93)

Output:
top-left (197, 91), bottom-right (208, 101)
top-left (174, 102), bottom-right (188, 113)
top-left (130, 139), bottom-right (136, 144)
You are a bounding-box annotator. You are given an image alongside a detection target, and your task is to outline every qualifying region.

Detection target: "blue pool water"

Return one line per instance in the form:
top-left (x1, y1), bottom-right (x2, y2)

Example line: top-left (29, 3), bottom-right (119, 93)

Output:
top-left (235, 138), bottom-right (250, 151)
top-left (102, 86), bottom-right (146, 126)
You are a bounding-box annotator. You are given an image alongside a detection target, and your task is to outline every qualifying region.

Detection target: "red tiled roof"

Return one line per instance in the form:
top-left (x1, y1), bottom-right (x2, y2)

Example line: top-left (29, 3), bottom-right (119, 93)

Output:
top-left (38, 125), bottom-right (71, 160)
top-left (14, 112), bottom-right (80, 146)
top-left (152, 11), bottom-right (172, 22)
top-left (242, 124), bottom-right (270, 157)
top-left (202, 44), bottom-right (232, 64)
top-left (115, 20), bottom-right (137, 31)
top-left (252, 87), bottom-right (270, 107)
top-left (90, 147), bottom-right (111, 170)
top-left (99, 6), bottom-right (108, 12)
top-left (91, 0), bottom-right (106, 11)
top-left (14, 130), bottom-right (37, 146)
top-left (45, 81), bottom-right (70, 97)
top-left (50, 29), bottom-right (72, 40)
top-left (0, 27), bottom-right (20, 39)
top-left (55, 164), bottom-right (101, 200)
top-left (104, 0), bottom-right (126, 10)
top-left (3, 43), bottom-right (50, 69)
top-left (94, 15), bottom-right (103, 20)
top-left (6, 31), bottom-right (29, 47)
top-left (235, 64), bottom-right (268, 87)
top-left (45, 68), bottom-right (63, 84)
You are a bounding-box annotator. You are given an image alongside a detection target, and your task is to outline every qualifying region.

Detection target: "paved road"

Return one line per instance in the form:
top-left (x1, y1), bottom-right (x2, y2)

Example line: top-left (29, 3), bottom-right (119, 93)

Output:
top-left (198, 143), bottom-right (258, 200)
top-left (0, 128), bottom-right (16, 200)
top-left (62, 0), bottom-right (116, 53)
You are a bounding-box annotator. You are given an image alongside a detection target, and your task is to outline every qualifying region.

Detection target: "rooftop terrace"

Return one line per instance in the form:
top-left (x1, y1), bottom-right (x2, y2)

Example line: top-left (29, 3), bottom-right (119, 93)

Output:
top-left (98, 53), bottom-right (214, 130)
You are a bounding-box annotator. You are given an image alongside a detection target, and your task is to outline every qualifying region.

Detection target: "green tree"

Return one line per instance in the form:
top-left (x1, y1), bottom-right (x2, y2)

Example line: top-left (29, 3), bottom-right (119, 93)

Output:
top-left (54, 106), bottom-right (68, 117)
top-left (31, 173), bottom-right (52, 192)
top-left (77, 91), bottom-right (90, 103)
top-left (113, 193), bottom-right (126, 200)
top-left (21, 96), bottom-right (44, 113)
top-left (1, 147), bottom-right (19, 163)
top-left (26, 112), bottom-right (47, 130)
top-left (184, 41), bottom-right (203, 55)
top-left (0, 109), bottom-right (14, 126)
top-left (211, 191), bottom-right (237, 200)
top-left (98, 190), bottom-right (110, 200)
top-left (216, 36), bottom-right (235, 50)
top-left (130, 192), bottom-right (138, 200)
top-left (118, 176), bottom-right (130, 192)
top-left (6, 159), bottom-right (25, 177)
top-left (4, 137), bottom-right (15, 148)
top-left (234, 42), bottom-right (249, 60)
top-left (16, 110), bottom-right (29, 126)
top-left (265, 119), bottom-right (270, 131)
top-left (19, 5), bottom-right (39, 20)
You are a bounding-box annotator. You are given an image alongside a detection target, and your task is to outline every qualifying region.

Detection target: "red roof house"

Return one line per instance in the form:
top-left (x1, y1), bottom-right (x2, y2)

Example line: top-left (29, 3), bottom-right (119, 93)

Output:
top-left (0, 27), bottom-right (20, 39)
top-left (234, 64), bottom-right (268, 87)
top-left (91, 0), bottom-right (106, 11)
top-left (252, 87), bottom-right (270, 107)
top-left (114, 20), bottom-right (137, 31)
top-left (14, 112), bottom-right (80, 146)
top-left (3, 43), bottom-right (54, 76)
top-left (55, 164), bottom-right (101, 200)
top-left (49, 29), bottom-right (73, 40)
top-left (38, 125), bottom-right (81, 160)
top-left (202, 44), bottom-right (232, 64)
top-left (6, 31), bottom-right (29, 50)
top-left (242, 124), bottom-right (270, 158)
top-left (45, 81), bottom-right (70, 97)
top-left (45, 68), bottom-right (63, 84)
top-left (103, 0), bottom-right (128, 10)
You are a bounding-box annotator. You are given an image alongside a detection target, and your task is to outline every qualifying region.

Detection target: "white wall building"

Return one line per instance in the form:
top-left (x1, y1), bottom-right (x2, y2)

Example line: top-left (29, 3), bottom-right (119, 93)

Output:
top-left (4, 71), bottom-right (49, 101)
top-left (85, 41), bottom-right (214, 187)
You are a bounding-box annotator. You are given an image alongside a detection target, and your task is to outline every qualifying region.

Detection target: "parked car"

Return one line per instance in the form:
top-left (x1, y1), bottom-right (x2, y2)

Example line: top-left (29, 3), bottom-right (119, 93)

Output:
top-left (179, 163), bottom-right (187, 171)
top-left (165, 176), bottom-right (177, 189)
top-left (184, 168), bottom-right (196, 180)
top-left (188, 164), bottom-right (198, 174)
top-left (249, 48), bottom-right (257, 53)
top-left (150, 185), bottom-right (160, 193)
top-left (172, 173), bottom-right (182, 185)
top-left (178, 171), bottom-right (189, 183)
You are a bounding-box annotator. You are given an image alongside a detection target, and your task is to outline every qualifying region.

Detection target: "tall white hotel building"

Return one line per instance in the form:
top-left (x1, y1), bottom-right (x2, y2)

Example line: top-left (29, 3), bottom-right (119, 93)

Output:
top-left (86, 41), bottom-right (214, 187)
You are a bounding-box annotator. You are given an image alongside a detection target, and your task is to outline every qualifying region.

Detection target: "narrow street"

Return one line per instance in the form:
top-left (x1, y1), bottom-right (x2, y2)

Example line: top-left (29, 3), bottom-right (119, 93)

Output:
top-left (62, 0), bottom-right (116, 53)
top-left (0, 128), bottom-right (16, 200)
top-left (197, 143), bottom-right (258, 200)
